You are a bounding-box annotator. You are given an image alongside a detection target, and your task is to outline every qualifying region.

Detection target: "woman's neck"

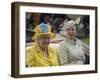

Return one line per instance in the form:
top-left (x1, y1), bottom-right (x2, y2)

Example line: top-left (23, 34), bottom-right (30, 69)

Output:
top-left (39, 45), bottom-right (49, 57)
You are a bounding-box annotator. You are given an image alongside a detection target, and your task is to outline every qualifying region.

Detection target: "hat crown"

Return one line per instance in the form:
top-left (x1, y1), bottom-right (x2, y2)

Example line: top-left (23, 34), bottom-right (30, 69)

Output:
top-left (39, 23), bottom-right (48, 32)
top-left (33, 23), bottom-right (51, 33)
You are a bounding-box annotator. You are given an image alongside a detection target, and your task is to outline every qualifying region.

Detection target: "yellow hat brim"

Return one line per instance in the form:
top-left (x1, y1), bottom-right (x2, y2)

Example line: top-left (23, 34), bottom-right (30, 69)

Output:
top-left (32, 32), bottom-right (55, 41)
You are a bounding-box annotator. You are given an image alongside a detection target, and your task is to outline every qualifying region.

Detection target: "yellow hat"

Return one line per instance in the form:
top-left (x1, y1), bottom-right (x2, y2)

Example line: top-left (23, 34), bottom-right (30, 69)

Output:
top-left (32, 23), bottom-right (55, 41)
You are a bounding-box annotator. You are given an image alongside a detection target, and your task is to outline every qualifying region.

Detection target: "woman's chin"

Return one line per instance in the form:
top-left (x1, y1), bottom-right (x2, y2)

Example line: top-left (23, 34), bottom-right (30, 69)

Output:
top-left (69, 36), bottom-right (75, 40)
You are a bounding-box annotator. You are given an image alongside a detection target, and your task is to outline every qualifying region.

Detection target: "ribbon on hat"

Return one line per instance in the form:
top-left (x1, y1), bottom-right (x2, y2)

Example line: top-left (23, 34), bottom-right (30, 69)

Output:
top-left (39, 23), bottom-right (48, 32)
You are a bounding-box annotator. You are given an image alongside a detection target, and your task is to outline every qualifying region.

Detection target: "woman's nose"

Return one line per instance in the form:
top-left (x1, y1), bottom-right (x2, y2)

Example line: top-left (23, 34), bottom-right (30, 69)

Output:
top-left (69, 29), bottom-right (73, 33)
top-left (44, 38), bottom-right (49, 42)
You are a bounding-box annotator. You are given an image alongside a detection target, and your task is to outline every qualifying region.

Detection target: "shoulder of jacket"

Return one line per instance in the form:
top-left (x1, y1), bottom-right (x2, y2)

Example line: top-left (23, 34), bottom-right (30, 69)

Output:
top-left (48, 46), bottom-right (55, 51)
top-left (26, 45), bottom-right (36, 52)
top-left (59, 40), bottom-right (67, 47)
top-left (76, 38), bottom-right (82, 44)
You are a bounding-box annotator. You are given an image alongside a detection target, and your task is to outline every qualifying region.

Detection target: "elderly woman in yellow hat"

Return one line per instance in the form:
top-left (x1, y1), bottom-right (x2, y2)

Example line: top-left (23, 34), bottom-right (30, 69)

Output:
top-left (58, 20), bottom-right (89, 65)
top-left (26, 23), bottom-right (59, 67)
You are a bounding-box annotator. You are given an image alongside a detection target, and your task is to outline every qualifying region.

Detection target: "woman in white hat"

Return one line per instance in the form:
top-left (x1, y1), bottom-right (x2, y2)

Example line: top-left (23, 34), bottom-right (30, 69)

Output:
top-left (58, 20), bottom-right (89, 65)
top-left (26, 23), bottom-right (59, 67)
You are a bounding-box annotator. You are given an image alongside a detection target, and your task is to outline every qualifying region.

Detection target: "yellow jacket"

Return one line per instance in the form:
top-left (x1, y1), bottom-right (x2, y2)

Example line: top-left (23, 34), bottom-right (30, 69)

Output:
top-left (26, 43), bottom-right (59, 67)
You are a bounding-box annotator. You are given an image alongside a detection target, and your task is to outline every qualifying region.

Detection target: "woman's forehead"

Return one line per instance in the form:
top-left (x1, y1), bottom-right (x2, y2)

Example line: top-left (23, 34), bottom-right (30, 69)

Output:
top-left (66, 25), bottom-right (76, 29)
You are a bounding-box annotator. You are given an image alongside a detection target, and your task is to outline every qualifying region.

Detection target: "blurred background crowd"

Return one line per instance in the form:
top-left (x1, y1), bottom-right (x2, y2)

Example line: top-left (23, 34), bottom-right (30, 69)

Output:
top-left (26, 13), bottom-right (89, 46)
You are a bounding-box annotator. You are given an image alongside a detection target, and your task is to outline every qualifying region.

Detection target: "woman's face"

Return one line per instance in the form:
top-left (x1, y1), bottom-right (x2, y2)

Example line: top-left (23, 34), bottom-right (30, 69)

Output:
top-left (66, 25), bottom-right (76, 40)
top-left (37, 35), bottom-right (50, 49)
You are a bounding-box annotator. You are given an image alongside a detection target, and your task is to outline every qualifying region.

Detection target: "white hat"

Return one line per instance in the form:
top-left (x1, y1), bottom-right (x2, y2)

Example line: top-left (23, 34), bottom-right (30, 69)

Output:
top-left (62, 20), bottom-right (76, 30)
top-left (60, 20), bottom-right (76, 37)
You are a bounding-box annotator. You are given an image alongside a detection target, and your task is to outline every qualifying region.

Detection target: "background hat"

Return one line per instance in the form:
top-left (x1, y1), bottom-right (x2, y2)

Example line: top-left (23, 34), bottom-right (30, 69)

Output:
top-left (32, 23), bottom-right (55, 41)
